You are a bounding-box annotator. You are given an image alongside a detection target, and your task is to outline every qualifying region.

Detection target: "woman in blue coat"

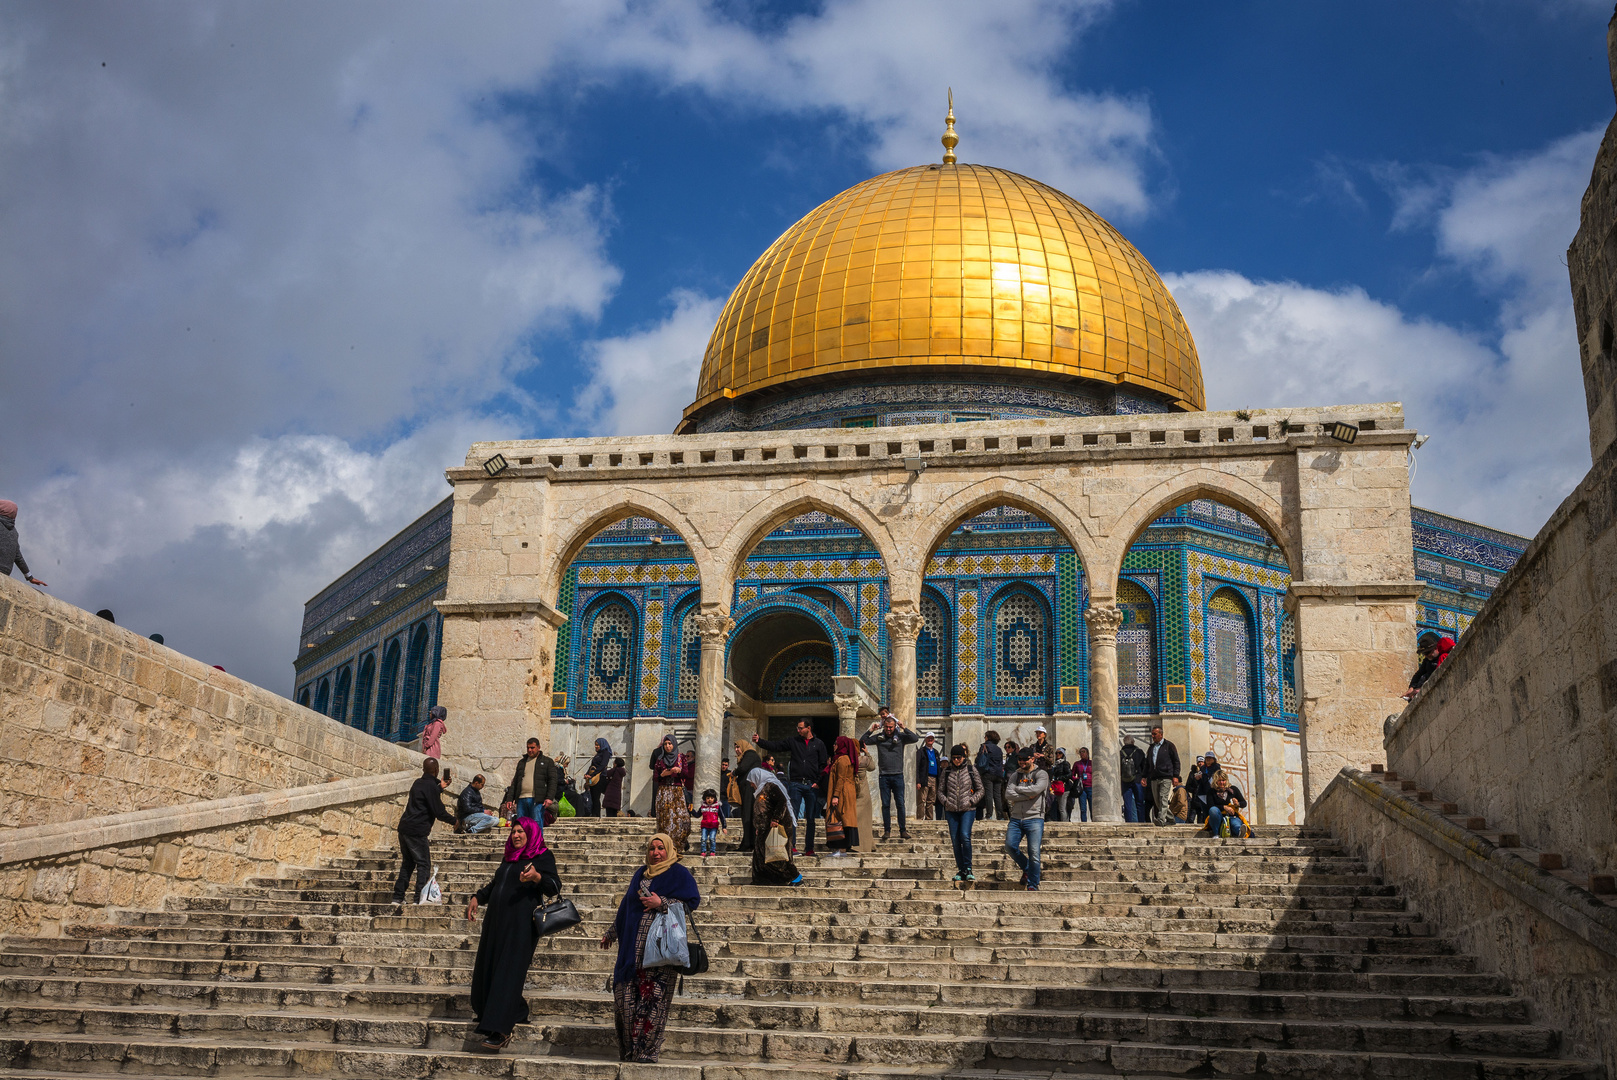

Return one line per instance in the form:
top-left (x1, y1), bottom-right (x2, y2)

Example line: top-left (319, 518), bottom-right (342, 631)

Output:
top-left (598, 832), bottom-right (700, 1063)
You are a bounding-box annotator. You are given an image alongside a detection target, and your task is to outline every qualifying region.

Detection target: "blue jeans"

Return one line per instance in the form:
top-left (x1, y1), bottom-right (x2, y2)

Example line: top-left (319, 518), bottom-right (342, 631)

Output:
top-left (462, 812), bottom-right (497, 834)
top-left (1206, 806), bottom-right (1249, 838)
top-left (1003, 817), bottom-right (1044, 888)
top-left (788, 781), bottom-right (821, 853)
top-left (515, 797), bottom-right (539, 823)
top-left (944, 809), bottom-right (975, 875)
top-left (1121, 782), bottom-right (1145, 823)
top-left (877, 774), bottom-right (908, 834)
top-left (700, 826), bottom-right (719, 854)
top-left (1075, 788), bottom-right (1092, 822)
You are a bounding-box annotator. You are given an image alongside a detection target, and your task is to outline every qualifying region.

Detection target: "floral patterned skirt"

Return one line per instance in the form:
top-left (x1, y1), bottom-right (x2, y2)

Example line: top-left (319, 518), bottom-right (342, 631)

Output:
top-left (654, 784), bottom-right (691, 853)
top-left (612, 912), bottom-right (679, 1062)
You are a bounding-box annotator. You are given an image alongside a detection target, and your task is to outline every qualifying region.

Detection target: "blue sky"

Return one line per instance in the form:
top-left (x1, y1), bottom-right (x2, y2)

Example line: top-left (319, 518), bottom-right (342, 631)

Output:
top-left (1, 0), bottom-right (1611, 690)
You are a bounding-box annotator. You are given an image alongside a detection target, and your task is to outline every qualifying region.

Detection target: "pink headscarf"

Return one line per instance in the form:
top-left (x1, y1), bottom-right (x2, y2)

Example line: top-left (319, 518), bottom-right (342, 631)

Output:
top-left (0, 501), bottom-right (16, 519)
top-left (503, 816), bottom-right (548, 862)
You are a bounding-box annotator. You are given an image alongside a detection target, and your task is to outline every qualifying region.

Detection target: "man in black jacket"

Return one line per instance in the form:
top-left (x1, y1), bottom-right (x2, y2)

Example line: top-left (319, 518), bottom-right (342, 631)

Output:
top-left (392, 758), bottom-right (456, 909)
top-left (756, 719), bottom-right (829, 857)
top-left (501, 738), bottom-right (560, 822)
top-left (1144, 725), bottom-right (1182, 827)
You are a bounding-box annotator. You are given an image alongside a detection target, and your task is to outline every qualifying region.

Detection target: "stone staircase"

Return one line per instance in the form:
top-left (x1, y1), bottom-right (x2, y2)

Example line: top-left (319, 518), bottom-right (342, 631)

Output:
top-left (0, 817), bottom-right (1603, 1079)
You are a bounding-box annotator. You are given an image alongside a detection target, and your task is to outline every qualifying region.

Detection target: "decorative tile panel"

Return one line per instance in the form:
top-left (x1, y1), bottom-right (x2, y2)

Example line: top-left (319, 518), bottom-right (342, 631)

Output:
top-left (638, 599), bottom-right (664, 712)
top-left (956, 590), bottom-right (979, 707)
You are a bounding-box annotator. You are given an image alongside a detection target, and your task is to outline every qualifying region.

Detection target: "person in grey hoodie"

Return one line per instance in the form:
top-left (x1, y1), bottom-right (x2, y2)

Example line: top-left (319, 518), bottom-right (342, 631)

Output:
top-left (1003, 746), bottom-right (1050, 891)
top-left (860, 709), bottom-right (919, 840)
top-left (0, 501), bottom-right (46, 587)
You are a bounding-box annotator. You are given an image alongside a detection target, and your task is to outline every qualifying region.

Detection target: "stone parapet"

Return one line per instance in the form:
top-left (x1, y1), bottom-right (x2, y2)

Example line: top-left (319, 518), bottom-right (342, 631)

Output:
top-left (0, 771), bottom-right (417, 937)
top-left (1316, 766), bottom-right (1617, 1077)
top-left (0, 575), bottom-right (421, 830)
top-left (1384, 441), bottom-right (1617, 885)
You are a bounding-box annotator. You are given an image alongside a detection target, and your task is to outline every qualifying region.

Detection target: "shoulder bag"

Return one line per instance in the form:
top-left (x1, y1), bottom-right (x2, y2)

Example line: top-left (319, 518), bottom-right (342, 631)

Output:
top-left (532, 893), bottom-right (581, 938)
top-left (676, 901), bottom-right (708, 976)
top-left (642, 898), bottom-right (691, 969)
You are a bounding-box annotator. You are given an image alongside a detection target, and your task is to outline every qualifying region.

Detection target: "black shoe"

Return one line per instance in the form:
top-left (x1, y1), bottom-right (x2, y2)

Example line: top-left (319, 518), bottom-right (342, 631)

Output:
top-left (900, 832), bottom-right (911, 841)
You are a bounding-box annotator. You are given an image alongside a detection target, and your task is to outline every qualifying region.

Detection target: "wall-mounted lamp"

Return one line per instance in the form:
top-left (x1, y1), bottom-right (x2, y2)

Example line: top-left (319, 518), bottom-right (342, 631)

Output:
top-left (1326, 422), bottom-right (1359, 444)
top-left (483, 453), bottom-right (509, 477)
top-left (960, 525), bottom-right (975, 534)
top-left (903, 456), bottom-right (927, 473)
top-left (1412, 434), bottom-right (1432, 450)
top-left (649, 536), bottom-right (664, 545)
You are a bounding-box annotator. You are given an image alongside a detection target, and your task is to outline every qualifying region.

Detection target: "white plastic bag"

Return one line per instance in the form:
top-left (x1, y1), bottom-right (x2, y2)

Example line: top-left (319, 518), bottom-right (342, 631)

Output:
top-left (641, 900), bottom-right (690, 969)
top-left (418, 867), bottom-right (443, 904)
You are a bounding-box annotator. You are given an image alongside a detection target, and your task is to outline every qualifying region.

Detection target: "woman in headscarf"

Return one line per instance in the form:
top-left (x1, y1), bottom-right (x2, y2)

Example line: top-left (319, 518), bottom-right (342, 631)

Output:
top-left (732, 739), bottom-right (762, 853)
top-left (823, 735), bottom-right (862, 858)
top-left (749, 753), bottom-right (802, 886)
top-left (466, 817), bottom-right (560, 1051)
top-left (599, 832), bottom-right (701, 1064)
top-left (651, 734), bottom-right (693, 853)
top-left (584, 737), bottom-right (613, 816)
top-left (419, 705), bottom-right (447, 760)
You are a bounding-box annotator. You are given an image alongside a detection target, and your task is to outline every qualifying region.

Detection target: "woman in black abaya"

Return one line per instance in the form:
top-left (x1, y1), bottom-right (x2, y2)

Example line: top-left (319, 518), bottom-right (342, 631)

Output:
top-left (467, 817), bottom-right (560, 1051)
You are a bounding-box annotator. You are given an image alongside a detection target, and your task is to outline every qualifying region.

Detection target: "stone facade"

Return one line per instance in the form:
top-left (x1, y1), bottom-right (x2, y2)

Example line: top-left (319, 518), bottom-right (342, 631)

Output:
top-left (1384, 424), bottom-right (1617, 888)
top-left (1568, 10), bottom-right (1617, 463)
top-left (0, 574), bottom-right (420, 830)
top-left (437, 403), bottom-right (1421, 818)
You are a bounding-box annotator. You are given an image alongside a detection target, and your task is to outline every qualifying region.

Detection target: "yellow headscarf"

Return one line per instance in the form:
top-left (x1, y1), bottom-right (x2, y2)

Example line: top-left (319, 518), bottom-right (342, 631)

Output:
top-left (644, 832), bottom-right (680, 878)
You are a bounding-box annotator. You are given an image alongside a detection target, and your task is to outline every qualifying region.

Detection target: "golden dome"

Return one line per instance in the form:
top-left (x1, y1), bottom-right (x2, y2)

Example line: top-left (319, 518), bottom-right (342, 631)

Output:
top-left (683, 162), bottom-right (1203, 428)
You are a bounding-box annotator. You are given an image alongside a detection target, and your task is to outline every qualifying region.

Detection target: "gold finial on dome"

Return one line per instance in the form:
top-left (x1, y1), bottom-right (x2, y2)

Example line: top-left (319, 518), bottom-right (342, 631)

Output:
top-left (942, 88), bottom-right (958, 165)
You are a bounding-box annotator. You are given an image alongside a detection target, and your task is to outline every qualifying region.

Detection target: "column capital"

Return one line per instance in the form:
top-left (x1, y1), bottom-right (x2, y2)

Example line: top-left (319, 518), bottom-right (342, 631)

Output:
top-left (833, 692), bottom-right (861, 719)
top-left (885, 610), bottom-right (926, 644)
top-left (1083, 602), bottom-right (1124, 642)
top-left (693, 612), bottom-right (735, 644)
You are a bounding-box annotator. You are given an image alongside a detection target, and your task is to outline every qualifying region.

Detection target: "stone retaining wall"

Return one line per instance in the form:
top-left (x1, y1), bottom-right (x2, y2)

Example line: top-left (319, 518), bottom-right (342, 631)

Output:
top-left (1383, 446), bottom-right (1617, 883)
top-left (0, 574), bottom-right (421, 830)
top-left (0, 771), bottom-right (417, 937)
top-left (1315, 767), bottom-right (1617, 1078)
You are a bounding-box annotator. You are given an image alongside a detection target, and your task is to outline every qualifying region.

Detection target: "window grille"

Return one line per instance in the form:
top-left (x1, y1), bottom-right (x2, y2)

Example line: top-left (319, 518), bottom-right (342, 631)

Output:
top-left (586, 603), bottom-right (634, 703)
top-left (994, 592), bottom-right (1045, 699)
top-left (1280, 609), bottom-right (1297, 714)
top-left (1117, 580), bottom-right (1155, 706)
top-left (775, 655), bottom-right (833, 700)
top-left (676, 605), bottom-right (700, 701)
top-left (917, 593), bottom-right (946, 699)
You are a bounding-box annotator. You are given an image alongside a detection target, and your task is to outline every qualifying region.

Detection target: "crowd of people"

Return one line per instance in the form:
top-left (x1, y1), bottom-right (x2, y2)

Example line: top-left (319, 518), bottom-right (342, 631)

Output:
top-left (395, 707), bottom-right (1277, 1064)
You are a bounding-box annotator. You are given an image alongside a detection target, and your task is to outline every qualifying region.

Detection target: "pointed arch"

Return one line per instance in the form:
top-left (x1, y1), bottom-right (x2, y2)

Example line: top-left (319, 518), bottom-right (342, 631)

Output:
top-left (544, 488), bottom-right (716, 607)
top-left (715, 482), bottom-right (899, 607)
top-left (375, 638), bottom-right (403, 740)
top-left (399, 622), bottom-right (433, 741)
top-left (903, 477), bottom-right (1096, 602)
top-left (314, 677), bottom-right (331, 716)
top-left (578, 591), bottom-right (639, 715)
top-left (986, 581), bottom-right (1053, 711)
top-left (1205, 585), bottom-right (1258, 720)
top-left (1102, 469), bottom-right (1297, 595)
top-left (1116, 578), bottom-right (1158, 715)
top-left (917, 585), bottom-right (952, 713)
top-left (331, 665), bottom-right (353, 726)
top-left (352, 652), bottom-right (377, 733)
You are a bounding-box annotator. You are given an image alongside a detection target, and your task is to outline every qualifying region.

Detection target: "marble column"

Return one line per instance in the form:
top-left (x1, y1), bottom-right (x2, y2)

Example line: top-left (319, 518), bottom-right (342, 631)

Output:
top-left (885, 609), bottom-right (925, 801)
top-left (884, 610), bottom-right (924, 728)
top-left (1084, 603), bottom-right (1124, 823)
top-left (834, 692), bottom-right (862, 738)
top-left (693, 611), bottom-right (734, 802)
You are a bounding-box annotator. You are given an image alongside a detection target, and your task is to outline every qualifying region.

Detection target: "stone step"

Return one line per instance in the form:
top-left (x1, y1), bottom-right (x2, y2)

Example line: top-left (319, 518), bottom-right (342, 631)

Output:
top-left (0, 974), bottom-right (1534, 1023)
top-left (0, 1029), bottom-right (1599, 1080)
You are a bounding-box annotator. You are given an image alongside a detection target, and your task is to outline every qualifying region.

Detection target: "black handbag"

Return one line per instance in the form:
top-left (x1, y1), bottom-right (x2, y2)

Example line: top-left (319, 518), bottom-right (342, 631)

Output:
top-left (676, 902), bottom-right (708, 976)
top-left (533, 894), bottom-right (581, 938)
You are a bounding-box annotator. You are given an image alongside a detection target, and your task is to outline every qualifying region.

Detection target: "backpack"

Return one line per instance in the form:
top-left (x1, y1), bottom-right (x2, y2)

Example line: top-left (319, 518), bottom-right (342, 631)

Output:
top-left (1120, 752), bottom-right (1140, 785)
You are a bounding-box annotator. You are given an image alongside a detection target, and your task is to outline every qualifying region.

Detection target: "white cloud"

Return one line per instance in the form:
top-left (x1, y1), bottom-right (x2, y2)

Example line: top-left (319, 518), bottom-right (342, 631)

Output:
top-left (1167, 130), bottom-right (1601, 536)
top-left (0, 0), bottom-right (1161, 688)
top-left (575, 290), bottom-right (725, 436)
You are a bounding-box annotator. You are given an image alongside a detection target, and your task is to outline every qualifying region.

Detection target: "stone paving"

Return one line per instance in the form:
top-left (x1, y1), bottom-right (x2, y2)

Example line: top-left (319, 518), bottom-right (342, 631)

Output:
top-left (0, 817), bottom-right (1602, 1079)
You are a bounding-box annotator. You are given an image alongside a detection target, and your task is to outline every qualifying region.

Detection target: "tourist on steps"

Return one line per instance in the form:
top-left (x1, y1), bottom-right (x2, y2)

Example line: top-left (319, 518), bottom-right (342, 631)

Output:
top-left (1003, 747), bottom-right (1050, 891)
top-left (756, 719), bottom-right (829, 857)
top-left (732, 739), bottom-right (762, 853)
top-left (391, 757), bottom-right (456, 911)
top-left (651, 735), bottom-right (693, 852)
top-left (466, 817), bottom-right (559, 1051)
top-left (861, 708), bottom-right (919, 840)
top-left (975, 731), bottom-right (1005, 821)
top-left (1144, 726), bottom-right (1181, 827)
top-left (824, 735), bottom-right (863, 857)
top-left (1072, 747), bottom-right (1093, 822)
top-left (601, 833), bottom-right (702, 1064)
top-left (0, 500), bottom-right (46, 587)
top-left (501, 738), bottom-right (559, 824)
top-left (1201, 771), bottom-right (1250, 837)
top-left (419, 705), bottom-right (447, 760)
top-left (749, 753), bottom-right (803, 886)
top-left (1119, 736), bottom-right (1147, 822)
top-left (600, 756), bottom-right (626, 817)
top-left (456, 774), bottom-right (498, 834)
top-left (1402, 632), bottom-right (1455, 701)
top-left (915, 733), bottom-right (942, 821)
top-left (939, 743), bottom-right (984, 882)
top-left (1045, 749), bottom-right (1071, 822)
top-left (583, 737), bottom-right (613, 816)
